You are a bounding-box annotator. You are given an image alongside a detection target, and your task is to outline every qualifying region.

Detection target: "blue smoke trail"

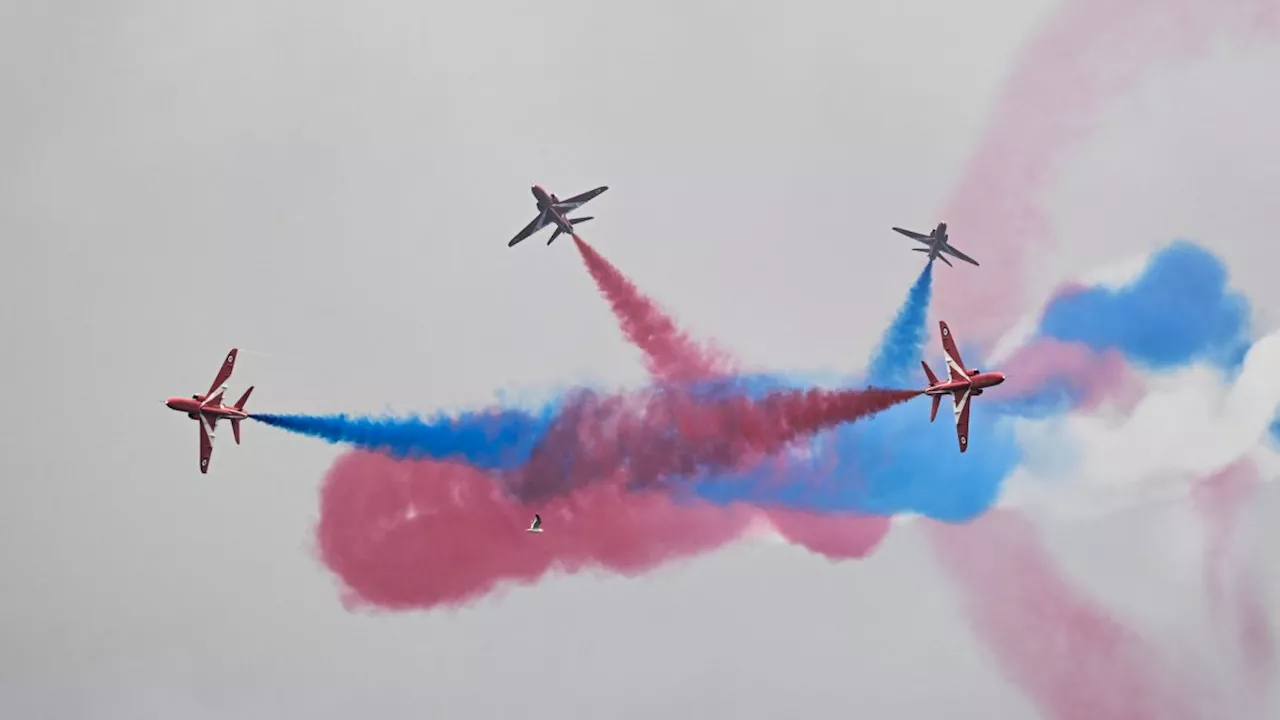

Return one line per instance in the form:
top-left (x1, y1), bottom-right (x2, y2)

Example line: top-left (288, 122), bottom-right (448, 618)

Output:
top-left (866, 262), bottom-right (935, 386)
top-left (692, 239), bottom-right (1256, 521)
top-left (1037, 239), bottom-right (1250, 372)
top-left (251, 402), bottom-right (564, 471)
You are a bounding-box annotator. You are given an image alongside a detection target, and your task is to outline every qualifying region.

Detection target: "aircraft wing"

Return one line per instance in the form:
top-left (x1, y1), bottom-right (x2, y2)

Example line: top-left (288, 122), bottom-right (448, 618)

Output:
top-left (509, 210), bottom-right (550, 247)
top-left (941, 243), bottom-right (980, 267)
top-left (206, 349), bottom-right (237, 398)
top-left (938, 321), bottom-right (969, 382)
top-left (553, 186), bottom-right (607, 212)
top-left (952, 387), bottom-right (972, 453)
top-left (892, 227), bottom-right (932, 242)
top-left (198, 414), bottom-right (215, 473)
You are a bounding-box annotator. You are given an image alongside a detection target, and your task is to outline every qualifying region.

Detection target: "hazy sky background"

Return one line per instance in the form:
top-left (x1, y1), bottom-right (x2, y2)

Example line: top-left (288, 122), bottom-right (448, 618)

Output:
top-left (4, 0), bottom-right (1277, 717)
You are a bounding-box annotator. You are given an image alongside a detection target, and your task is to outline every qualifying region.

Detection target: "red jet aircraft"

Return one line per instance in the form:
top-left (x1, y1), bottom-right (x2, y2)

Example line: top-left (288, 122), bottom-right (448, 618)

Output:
top-left (165, 348), bottom-right (253, 473)
top-left (921, 321), bottom-right (1005, 453)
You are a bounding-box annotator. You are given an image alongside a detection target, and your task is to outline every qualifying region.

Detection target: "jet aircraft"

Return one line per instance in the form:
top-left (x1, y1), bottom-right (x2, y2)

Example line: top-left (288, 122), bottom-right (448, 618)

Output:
top-left (526, 514), bottom-right (544, 533)
top-left (891, 222), bottom-right (979, 267)
top-left (508, 184), bottom-right (608, 247)
top-left (921, 321), bottom-right (1005, 453)
top-left (164, 348), bottom-right (254, 474)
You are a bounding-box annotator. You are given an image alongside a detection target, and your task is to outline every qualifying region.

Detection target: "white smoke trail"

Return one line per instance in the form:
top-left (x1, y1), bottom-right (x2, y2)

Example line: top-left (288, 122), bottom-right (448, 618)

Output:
top-left (1003, 330), bottom-right (1280, 520)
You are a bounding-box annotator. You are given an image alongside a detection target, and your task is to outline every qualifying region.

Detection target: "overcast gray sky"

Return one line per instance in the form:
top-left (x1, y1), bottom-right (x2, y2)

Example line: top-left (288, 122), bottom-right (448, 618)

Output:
top-left (3, 0), bottom-right (1277, 718)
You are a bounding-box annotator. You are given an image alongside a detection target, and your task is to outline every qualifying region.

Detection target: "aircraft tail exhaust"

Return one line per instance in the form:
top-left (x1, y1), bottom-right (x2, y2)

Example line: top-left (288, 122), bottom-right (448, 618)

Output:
top-left (549, 216), bottom-right (593, 245)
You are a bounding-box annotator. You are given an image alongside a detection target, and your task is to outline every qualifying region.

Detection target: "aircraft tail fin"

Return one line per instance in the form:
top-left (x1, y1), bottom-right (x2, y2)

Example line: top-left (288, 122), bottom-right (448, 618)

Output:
top-left (921, 360), bottom-right (939, 386)
top-left (230, 386), bottom-right (252, 446)
top-left (547, 227), bottom-right (564, 245)
top-left (923, 361), bottom-right (942, 422)
top-left (569, 216), bottom-right (593, 225)
top-left (911, 247), bottom-right (931, 252)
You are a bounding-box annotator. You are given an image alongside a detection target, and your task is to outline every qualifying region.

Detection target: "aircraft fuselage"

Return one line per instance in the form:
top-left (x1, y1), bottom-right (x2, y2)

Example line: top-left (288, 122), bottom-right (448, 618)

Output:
top-left (923, 370), bottom-right (1006, 396)
top-left (165, 396), bottom-right (249, 421)
top-left (531, 184), bottom-right (555, 208)
top-left (531, 184), bottom-right (574, 233)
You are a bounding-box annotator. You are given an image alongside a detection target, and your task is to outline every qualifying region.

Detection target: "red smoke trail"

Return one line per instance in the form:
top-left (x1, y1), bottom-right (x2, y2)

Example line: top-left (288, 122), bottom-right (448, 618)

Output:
top-left (1192, 459), bottom-right (1276, 710)
top-left (927, 512), bottom-right (1203, 720)
top-left (317, 451), bottom-right (754, 609)
top-left (571, 233), bottom-right (894, 558)
top-left (573, 234), bottom-right (735, 381)
top-left (508, 384), bottom-right (921, 502)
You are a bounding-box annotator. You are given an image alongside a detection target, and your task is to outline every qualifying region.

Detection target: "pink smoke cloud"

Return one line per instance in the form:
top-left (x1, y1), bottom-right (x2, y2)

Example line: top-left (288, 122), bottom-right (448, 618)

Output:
top-left (316, 451), bottom-right (755, 610)
top-left (1192, 458), bottom-right (1276, 709)
top-left (1001, 338), bottom-right (1146, 413)
top-left (931, 0), bottom-right (1257, 349)
top-left (927, 511), bottom-right (1204, 720)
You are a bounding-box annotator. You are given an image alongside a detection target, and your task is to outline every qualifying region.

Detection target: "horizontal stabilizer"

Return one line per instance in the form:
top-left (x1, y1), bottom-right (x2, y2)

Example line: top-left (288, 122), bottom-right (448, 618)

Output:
top-left (569, 216), bottom-right (593, 225)
top-left (930, 394), bottom-right (941, 422)
top-left (231, 418), bottom-right (242, 445)
top-left (233, 386), bottom-right (253, 410)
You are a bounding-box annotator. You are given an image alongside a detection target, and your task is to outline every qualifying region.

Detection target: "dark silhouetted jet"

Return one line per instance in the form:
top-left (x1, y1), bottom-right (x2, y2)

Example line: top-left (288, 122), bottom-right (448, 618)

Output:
top-left (891, 222), bottom-right (979, 267)
top-left (508, 184), bottom-right (608, 247)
